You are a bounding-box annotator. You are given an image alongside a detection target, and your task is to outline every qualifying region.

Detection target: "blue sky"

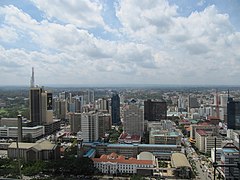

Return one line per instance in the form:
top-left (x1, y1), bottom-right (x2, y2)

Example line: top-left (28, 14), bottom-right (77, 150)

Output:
top-left (0, 0), bottom-right (240, 86)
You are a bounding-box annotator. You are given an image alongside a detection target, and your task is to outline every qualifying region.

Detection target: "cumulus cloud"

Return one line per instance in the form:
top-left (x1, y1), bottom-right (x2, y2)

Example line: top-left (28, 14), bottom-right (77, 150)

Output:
top-left (31, 0), bottom-right (105, 29)
top-left (0, 1), bottom-right (240, 85)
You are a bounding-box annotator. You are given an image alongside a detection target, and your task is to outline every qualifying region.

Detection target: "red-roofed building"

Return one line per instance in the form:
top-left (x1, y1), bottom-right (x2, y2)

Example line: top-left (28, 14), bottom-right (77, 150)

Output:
top-left (92, 152), bottom-right (157, 175)
top-left (195, 129), bottom-right (222, 153)
top-left (118, 133), bottom-right (141, 144)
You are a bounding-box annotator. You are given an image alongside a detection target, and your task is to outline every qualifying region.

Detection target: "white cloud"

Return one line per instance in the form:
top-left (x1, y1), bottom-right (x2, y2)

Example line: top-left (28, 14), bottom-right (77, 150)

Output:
top-left (0, 1), bottom-right (240, 85)
top-left (31, 0), bottom-right (105, 29)
top-left (0, 26), bottom-right (18, 42)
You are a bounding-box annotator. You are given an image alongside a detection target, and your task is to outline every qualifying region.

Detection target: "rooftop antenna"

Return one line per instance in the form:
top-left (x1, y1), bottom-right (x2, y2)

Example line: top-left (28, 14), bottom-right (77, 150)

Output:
top-left (30, 67), bottom-right (35, 88)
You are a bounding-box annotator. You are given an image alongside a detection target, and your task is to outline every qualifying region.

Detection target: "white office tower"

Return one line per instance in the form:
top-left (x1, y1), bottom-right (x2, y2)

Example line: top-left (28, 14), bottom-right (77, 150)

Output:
top-left (178, 95), bottom-right (185, 111)
top-left (96, 98), bottom-right (109, 112)
top-left (81, 112), bottom-right (98, 142)
top-left (220, 94), bottom-right (228, 107)
top-left (123, 104), bottom-right (144, 136)
top-left (87, 90), bottom-right (95, 104)
top-left (119, 94), bottom-right (125, 104)
top-left (68, 96), bottom-right (83, 113)
top-left (41, 91), bottom-right (53, 124)
top-left (198, 105), bottom-right (204, 117)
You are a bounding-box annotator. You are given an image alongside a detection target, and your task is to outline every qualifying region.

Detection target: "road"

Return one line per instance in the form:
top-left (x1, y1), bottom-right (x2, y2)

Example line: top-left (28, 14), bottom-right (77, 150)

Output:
top-left (183, 138), bottom-right (213, 180)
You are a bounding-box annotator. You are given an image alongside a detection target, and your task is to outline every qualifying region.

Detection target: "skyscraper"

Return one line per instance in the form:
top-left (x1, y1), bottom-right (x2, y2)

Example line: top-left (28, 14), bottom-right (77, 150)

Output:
top-left (111, 94), bottom-right (120, 125)
top-left (29, 68), bottom-right (53, 126)
top-left (144, 99), bottom-right (167, 121)
top-left (30, 87), bottom-right (43, 126)
top-left (81, 112), bottom-right (99, 142)
top-left (227, 98), bottom-right (240, 130)
top-left (123, 103), bottom-right (144, 136)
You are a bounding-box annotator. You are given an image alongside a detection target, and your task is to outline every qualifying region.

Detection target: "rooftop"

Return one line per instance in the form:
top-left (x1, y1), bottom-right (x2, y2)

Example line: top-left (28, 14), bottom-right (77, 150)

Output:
top-left (222, 148), bottom-right (239, 153)
top-left (93, 152), bottom-right (155, 165)
top-left (8, 140), bottom-right (56, 150)
top-left (171, 153), bottom-right (191, 169)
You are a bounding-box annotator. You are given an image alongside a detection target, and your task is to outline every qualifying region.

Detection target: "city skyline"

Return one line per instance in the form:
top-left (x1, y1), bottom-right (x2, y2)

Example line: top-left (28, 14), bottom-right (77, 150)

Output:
top-left (0, 0), bottom-right (240, 86)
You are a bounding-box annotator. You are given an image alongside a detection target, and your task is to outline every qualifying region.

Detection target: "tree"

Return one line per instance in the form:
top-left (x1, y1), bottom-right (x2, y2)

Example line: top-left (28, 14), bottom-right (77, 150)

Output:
top-left (22, 161), bottom-right (46, 176)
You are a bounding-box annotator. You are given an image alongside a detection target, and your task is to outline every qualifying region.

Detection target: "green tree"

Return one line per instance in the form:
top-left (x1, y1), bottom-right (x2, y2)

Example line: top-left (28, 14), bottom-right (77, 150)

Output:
top-left (22, 161), bottom-right (46, 176)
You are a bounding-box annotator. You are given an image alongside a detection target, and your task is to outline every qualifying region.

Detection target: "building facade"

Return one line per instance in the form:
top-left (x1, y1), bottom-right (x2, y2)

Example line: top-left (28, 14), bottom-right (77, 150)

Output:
top-left (111, 94), bottom-right (120, 125)
top-left (227, 99), bottom-right (240, 130)
top-left (8, 140), bottom-right (60, 162)
top-left (144, 100), bottom-right (167, 121)
top-left (81, 112), bottom-right (99, 142)
top-left (123, 104), bottom-right (144, 136)
top-left (69, 112), bottom-right (81, 133)
top-left (92, 152), bottom-right (157, 175)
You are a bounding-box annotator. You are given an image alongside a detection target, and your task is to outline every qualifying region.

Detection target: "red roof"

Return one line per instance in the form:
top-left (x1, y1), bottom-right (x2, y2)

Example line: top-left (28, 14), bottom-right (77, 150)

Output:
top-left (119, 133), bottom-right (141, 141)
top-left (196, 129), bottom-right (207, 136)
top-left (92, 152), bottom-right (154, 165)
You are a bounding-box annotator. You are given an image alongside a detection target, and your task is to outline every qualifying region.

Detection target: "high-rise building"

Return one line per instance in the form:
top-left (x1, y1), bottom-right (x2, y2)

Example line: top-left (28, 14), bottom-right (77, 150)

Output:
top-left (227, 98), bottom-right (240, 130)
top-left (144, 99), bottom-right (167, 121)
top-left (30, 87), bottom-right (43, 126)
top-left (111, 94), bottom-right (120, 125)
top-left (69, 113), bottom-right (81, 133)
top-left (123, 104), bottom-right (144, 136)
top-left (98, 113), bottom-right (111, 138)
top-left (29, 68), bottom-right (53, 126)
top-left (54, 99), bottom-right (67, 120)
top-left (86, 90), bottom-right (94, 104)
top-left (81, 112), bottom-right (99, 142)
top-left (188, 96), bottom-right (199, 109)
top-left (30, 87), bottom-right (53, 126)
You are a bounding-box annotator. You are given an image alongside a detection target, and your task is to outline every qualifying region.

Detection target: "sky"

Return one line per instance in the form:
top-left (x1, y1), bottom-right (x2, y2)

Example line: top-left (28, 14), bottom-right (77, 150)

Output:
top-left (0, 0), bottom-right (240, 86)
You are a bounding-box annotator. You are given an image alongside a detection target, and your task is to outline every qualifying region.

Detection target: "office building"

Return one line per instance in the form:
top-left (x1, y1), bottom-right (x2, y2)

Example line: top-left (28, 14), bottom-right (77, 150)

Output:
top-left (144, 99), bottom-right (167, 121)
top-left (188, 96), bottom-right (199, 109)
top-left (54, 99), bottom-right (67, 120)
top-left (69, 113), bottom-right (81, 133)
top-left (123, 104), bottom-right (144, 136)
top-left (220, 147), bottom-right (239, 179)
top-left (0, 126), bottom-right (44, 139)
top-left (227, 99), bottom-right (240, 130)
top-left (68, 95), bottom-right (83, 113)
top-left (98, 113), bottom-right (111, 138)
top-left (111, 94), bottom-right (120, 125)
top-left (190, 123), bottom-right (218, 139)
top-left (81, 112), bottom-right (99, 142)
top-left (29, 81), bottom-right (53, 126)
top-left (149, 131), bottom-right (181, 145)
top-left (96, 98), bottom-right (109, 112)
top-left (195, 129), bottom-right (222, 153)
top-left (30, 87), bottom-right (43, 126)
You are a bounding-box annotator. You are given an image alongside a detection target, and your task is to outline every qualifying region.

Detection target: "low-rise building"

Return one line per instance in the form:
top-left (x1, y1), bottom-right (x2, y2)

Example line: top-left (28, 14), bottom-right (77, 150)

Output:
top-left (118, 133), bottom-right (141, 144)
top-left (171, 153), bottom-right (193, 179)
top-left (92, 152), bottom-right (157, 175)
top-left (8, 140), bottom-right (60, 162)
top-left (84, 143), bottom-right (181, 160)
top-left (195, 129), bottom-right (222, 153)
top-left (149, 130), bottom-right (181, 145)
top-left (0, 126), bottom-right (45, 139)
